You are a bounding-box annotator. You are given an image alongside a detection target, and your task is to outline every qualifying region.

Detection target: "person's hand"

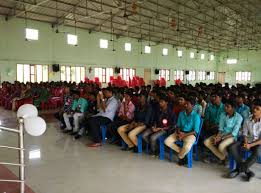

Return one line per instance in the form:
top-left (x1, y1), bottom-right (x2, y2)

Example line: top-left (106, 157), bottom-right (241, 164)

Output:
top-left (213, 135), bottom-right (222, 145)
top-left (100, 92), bottom-right (104, 100)
top-left (97, 94), bottom-right (101, 101)
top-left (243, 143), bottom-right (251, 150)
top-left (178, 131), bottom-right (185, 140)
top-left (152, 127), bottom-right (159, 132)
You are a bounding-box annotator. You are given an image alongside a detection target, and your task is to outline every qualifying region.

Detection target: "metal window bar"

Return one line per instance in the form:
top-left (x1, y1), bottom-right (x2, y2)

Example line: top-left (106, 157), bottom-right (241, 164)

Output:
top-left (0, 118), bottom-right (25, 193)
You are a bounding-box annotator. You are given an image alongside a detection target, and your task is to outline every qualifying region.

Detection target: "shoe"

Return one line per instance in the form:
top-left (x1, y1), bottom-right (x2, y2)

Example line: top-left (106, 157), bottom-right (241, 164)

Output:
top-left (70, 132), bottom-right (78, 136)
top-left (74, 134), bottom-right (82, 140)
top-left (63, 129), bottom-right (72, 133)
top-left (87, 143), bottom-right (102, 147)
top-left (121, 147), bottom-right (134, 151)
top-left (178, 158), bottom-right (186, 166)
top-left (245, 170), bottom-right (255, 182)
top-left (227, 169), bottom-right (240, 179)
top-left (218, 159), bottom-right (227, 166)
top-left (203, 157), bottom-right (211, 164)
top-left (133, 147), bottom-right (138, 153)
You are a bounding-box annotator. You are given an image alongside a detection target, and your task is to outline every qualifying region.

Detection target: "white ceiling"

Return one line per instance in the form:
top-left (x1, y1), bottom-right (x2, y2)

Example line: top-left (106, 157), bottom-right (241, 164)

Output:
top-left (1, 0), bottom-right (261, 52)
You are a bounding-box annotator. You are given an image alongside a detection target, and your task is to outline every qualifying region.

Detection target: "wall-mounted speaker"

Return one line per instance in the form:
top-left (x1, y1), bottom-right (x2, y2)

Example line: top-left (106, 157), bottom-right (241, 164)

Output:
top-left (185, 70), bottom-right (189, 75)
top-left (207, 71), bottom-right (210, 75)
top-left (154, 69), bottom-right (159, 75)
top-left (52, 64), bottom-right (60, 72)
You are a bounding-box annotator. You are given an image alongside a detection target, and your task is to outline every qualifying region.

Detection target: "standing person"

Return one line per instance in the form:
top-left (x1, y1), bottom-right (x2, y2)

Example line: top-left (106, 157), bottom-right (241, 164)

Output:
top-left (87, 87), bottom-right (119, 147)
top-left (63, 90), bottom-right (88, 135)
top-left (142, 94), bottom-right (176, 156)
top-left (204, 99), bottom-right (243, 164)
top-left (227, 100), bottom-right (261, 181)
top-left (164, 97), bottom-right (201, 166)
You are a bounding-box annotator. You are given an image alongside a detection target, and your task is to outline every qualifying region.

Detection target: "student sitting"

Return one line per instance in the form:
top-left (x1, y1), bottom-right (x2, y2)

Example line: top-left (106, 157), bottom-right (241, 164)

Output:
top-left (236, 94), bottom-right (250, 120)
top-left (204, 92), bottom-right (225, 137)
top-left (63, 90), bottom-right (88, 135)
top-left (164, 97), bottom-right (201, 166)
top-left (106, 90), bottom-right (135, 144)
top-left (86, 87), bottom-right (119, 147)
top-left (118, 92), bottom-right (152, 151)
top-left (227, 100), bottom-right (261, 181)
top-left (204, 99), bottom-right (243, 164)
top-left (173, 94), bottom-right (186, 118)
top-left (142, 94), bottom-right (176, 156)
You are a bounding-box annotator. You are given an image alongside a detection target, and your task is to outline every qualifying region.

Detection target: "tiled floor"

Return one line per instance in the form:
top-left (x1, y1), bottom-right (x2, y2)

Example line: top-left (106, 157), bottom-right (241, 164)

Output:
top-left (0, 107), bottom-right (260, 193)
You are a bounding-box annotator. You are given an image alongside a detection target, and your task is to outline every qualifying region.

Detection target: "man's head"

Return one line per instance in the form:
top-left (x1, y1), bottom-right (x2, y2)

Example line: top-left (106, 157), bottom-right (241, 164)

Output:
top-left (178, 94), bottom-right (186, 106)
top-left (124, 90), bottom-right (133, 102)
top-left (138, 92), bottom-right (147, 104)
top-left (72, 90), bottom-right (80, 100)
top-left (184, 96), bottom-right (196, 112)
top-left (64, 86), bottom-right (70, 94)
top-left (159, 94), bottom-right (168, 109)
top-left (252, 100), bottom-right (261, 119)
top-left (211, 92), bottom-right (222, 105)
top-left (103, 87), bottom-right (113, 98)
top-left (224, 99), bottom-right (237, 115)
top-left (236, 94), bottom-right (246, 105)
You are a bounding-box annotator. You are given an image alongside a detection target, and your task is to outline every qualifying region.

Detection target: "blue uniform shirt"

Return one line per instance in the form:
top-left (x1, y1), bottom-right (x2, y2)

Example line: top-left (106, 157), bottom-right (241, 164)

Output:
top-left (177, 110), bottom-right (201, 134)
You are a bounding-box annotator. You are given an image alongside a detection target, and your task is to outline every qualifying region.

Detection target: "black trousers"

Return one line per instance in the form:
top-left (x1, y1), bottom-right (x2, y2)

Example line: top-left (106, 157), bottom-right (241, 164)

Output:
top-left (106, 118), bottom-right (129, 140)
top-left (229, 141), bottom-right (260, 172)
top-left (87, 116), bottom-right (111, 143)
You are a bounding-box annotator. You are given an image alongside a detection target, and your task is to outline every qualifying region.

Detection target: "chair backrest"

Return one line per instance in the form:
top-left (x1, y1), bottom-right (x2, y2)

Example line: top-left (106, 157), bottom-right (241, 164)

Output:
top-left (195, 118), bottom-right (204, 145)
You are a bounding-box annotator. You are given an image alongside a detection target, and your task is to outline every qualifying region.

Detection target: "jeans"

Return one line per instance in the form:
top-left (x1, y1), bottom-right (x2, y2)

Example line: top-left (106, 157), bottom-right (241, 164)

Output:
top-left (142, 128), bottom-right (166, 154)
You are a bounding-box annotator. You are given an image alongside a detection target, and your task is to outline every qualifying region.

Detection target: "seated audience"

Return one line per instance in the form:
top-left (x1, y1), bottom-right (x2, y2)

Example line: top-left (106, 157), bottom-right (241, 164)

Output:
top-left (204, 99), bottom-right (243, 164)
top-left (86, 87), bottom-right (118, 147)
top-left (63, 90), bottom-right (88, 135)
top-left (236, 94), bottom-right (250, 120)
top-left (106, 90), bottom-right (135, 144)
top-left (227, 100), bottom-right (261, 181)
top-left (164, 97), bottom-right (201, 166)
top-left (118, 92), bottom-right (152, 151)
top-left (142, 94), bottom-right (176, 156)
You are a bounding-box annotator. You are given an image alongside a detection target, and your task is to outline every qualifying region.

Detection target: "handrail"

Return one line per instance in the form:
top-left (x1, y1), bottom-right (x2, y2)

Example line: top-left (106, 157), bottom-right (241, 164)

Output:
top-left (0, 118), bottom-right (25, 193)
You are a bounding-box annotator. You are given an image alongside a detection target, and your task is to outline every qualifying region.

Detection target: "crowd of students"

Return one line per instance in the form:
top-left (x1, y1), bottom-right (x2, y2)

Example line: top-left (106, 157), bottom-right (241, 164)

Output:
top-left (1, 81), bottom-right (261, 181)
top-left (53, 82), bottom-right (261, 182)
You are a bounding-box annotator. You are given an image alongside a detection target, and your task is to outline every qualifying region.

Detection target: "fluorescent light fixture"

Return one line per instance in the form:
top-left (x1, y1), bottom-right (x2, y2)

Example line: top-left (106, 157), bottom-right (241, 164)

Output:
top-left (125, 43), bottom-right (131, 51)
top-left (67, 34), bottom-right (78, 45)
top-left (177, 50), bottom-right (182, 57)
top-left (100, 39), bottom-right (108, 48)
top-left (227, 58), bottom-right (237, 64)
top-left (145, 45), bottom-right (151, 54)
top-left (201, 53), bottom-right (205, 60)
top-left (210, 54), bottom-right (214, 61)
top-left (29, 149), bottom-right (41, 159)
top-left (162, 48), bottom-right (168, 56)
top-left (190, 52), bottom-right (195, 58)
top-left (25, 28), bottom-right (39, 40)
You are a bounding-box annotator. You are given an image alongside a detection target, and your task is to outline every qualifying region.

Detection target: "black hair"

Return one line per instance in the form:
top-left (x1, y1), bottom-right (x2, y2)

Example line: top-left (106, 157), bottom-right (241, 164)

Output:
top-left (71, 89), bottom-right (80, 96)
top-left (225, 99), bottom-right (237, 108)
top-left (124, 90), bottom-right (133, 97)
top-left (104, 87), bottom-right (113, 93)
top-left (158, 94), bottom-right (168, 102)
top-left (185, 96), bottom-right (196, 106)
top-left (253, 99), bottom-right (261, 107)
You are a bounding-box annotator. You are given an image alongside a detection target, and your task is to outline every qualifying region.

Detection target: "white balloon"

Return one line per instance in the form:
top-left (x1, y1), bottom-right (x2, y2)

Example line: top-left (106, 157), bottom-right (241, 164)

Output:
top-left (17, 104), bottom-right (38, 118)
top-left (24, 116), bottom-right (46, 136)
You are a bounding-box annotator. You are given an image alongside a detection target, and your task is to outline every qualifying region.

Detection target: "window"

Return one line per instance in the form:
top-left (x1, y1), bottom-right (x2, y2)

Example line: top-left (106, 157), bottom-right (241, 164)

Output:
top-left (60, 66), bottom-right (85, 83)
top-left (125, 43), bottom-right (131, 51)
top-left (94, 68), bottom-right (113, 83)
top-left (210, 54), bottom-right (214, 61)
top-left (145, 46), bottom-right (151, 54)
top-left (174, 70), bottom-right (184, 81)
top-left (227, 58), bottom-right (237, 64)
top-left (186, 70), bottom-right (196, 81)
top-left (177, 50), bottom-right (182, 57)
top-left (198, 71), bottom-right (206, 81)
top-left (17, 64), bottom-right (48, 83)
top-left (25, 28), bottom-right (38, 40)
top-left (162, 48), bottom-right (168, 56)
top-left (100, 39), bottom-right (108, 49)
top-left (190, 52), bottom-right (195, 59)
top-left (201, 53), bottom-right (205, 60)
top-left (236, 72), bottom-right (251, 81)
top-left (120, 68), bottom-right (136, 81)
top-left (207, 71), bottom-right (215, 80)
top-left (159, 69), bottom-right (170, 81)
top-left (67, 34), bottom-right (78, 45)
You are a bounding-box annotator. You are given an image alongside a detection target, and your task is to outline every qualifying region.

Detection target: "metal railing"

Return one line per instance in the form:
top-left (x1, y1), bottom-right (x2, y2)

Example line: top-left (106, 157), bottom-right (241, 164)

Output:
top-left (0, 118), bottom-right (25, 193)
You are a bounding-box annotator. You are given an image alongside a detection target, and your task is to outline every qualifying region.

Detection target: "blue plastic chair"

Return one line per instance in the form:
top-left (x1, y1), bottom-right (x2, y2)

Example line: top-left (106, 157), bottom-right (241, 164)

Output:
top-left (169, 118), bottom-right (203, 168)
top-left (101, 125), bottom-right (107, 144)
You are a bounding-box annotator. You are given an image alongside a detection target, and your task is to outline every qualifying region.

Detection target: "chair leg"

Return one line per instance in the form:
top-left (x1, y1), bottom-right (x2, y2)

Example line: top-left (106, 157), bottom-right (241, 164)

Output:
top-left (194, 145), bottom-right (199, 161)
top-left (169, 149), bottom-right (173, 162)
top-left (146, 143), bottom-right (149, 154)
top-left (229, 154), bottom-right (235, 170)
top-left (159, 137), bottom-right (165, 160)
top-left (137, 134), bottom-right (142, 154)
top-left (101, 126), bottom-right (107, 145)
top-left (121, 140), bottom-right (127, 148)
top-left (187, 149), bottom-right (193, 168)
